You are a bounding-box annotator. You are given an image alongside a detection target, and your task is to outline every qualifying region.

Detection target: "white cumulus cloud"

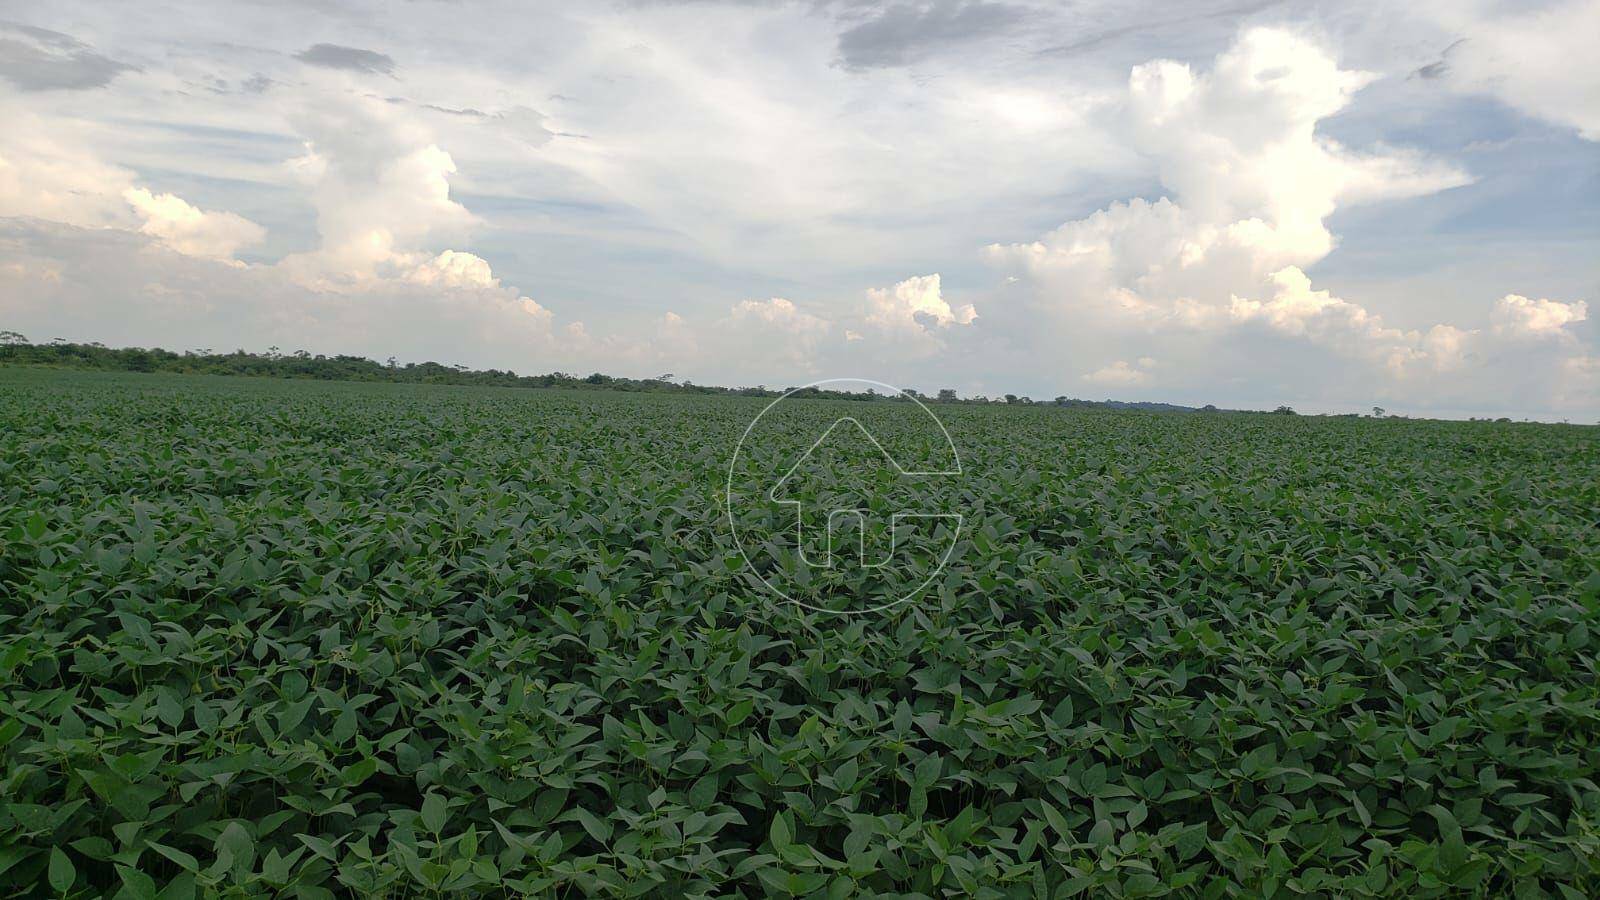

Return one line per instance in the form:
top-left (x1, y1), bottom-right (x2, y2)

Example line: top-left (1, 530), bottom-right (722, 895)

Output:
top-left (1084, 359), bottom-right (1150, 386)
top-left (990, 27), bottom-right (1471, 330)
top-left (124, 188), bottom-right (264, 260)
top-left (866, 274), bottom-right (977, 330)
top-left (1492, 294), bottom-right (1588, 339)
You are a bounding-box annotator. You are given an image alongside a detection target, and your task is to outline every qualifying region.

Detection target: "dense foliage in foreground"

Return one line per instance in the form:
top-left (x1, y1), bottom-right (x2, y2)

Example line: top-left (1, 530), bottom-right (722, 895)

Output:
top-left (1, 368), bottom-right (1598, 898)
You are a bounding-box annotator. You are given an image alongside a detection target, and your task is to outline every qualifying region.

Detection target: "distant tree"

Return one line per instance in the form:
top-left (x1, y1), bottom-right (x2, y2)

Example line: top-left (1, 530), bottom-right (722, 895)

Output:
top-left (937, 388), bottom-right (958, 402)
top-left (1004, 393), bottom-right (1019, 404)
top-left (1372, 406), bottom-right (1385, 417)
top-left (123, 349), bottom-right (154, 372)
top-left (1273, 405), bottom-right (1298, 416)
top-left (0, 330), bottom-right (26, 357)
top-left (1201, 404), bottom-right (1218, 412)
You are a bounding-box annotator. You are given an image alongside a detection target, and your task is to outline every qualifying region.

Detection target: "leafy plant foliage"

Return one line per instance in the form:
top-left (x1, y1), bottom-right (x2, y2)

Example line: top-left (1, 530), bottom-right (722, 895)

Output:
top-left (1, 369), bottom-right (1597, 897)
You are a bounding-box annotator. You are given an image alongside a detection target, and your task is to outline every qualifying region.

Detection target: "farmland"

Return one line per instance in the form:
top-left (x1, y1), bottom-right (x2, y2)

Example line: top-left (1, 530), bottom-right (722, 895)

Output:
top-left (2, 368), bottom-right (1598, 897)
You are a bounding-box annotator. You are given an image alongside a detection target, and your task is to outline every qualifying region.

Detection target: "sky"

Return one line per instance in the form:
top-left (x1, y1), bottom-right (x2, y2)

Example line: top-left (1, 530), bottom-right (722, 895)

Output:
top-left (0, 0), bottom-right (1596, 420)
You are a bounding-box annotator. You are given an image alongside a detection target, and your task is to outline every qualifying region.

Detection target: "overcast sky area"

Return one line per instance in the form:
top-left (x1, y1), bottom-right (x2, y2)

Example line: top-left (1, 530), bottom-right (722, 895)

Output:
top-left (1, 0), bottom-right (1596, 419)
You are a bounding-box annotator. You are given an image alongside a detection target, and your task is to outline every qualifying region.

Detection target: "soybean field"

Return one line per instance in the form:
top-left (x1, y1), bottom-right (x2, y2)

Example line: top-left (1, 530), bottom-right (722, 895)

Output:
top-left (2, 368), bottom-right (1598, 898)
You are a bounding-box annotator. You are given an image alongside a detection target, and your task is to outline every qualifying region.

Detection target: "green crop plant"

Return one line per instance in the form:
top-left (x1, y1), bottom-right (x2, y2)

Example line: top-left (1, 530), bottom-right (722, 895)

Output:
top-left (1, 368), bottom-right (1597, 897)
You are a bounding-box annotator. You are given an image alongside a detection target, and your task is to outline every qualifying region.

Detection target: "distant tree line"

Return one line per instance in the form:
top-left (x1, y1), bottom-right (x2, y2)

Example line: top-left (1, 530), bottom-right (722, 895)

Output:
top-left (0, 333), bottom-right (941, 403)
top-left (0, 330), bottom-right (1384, 417)
top-left (0, 333), bottom-right (807, 397)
